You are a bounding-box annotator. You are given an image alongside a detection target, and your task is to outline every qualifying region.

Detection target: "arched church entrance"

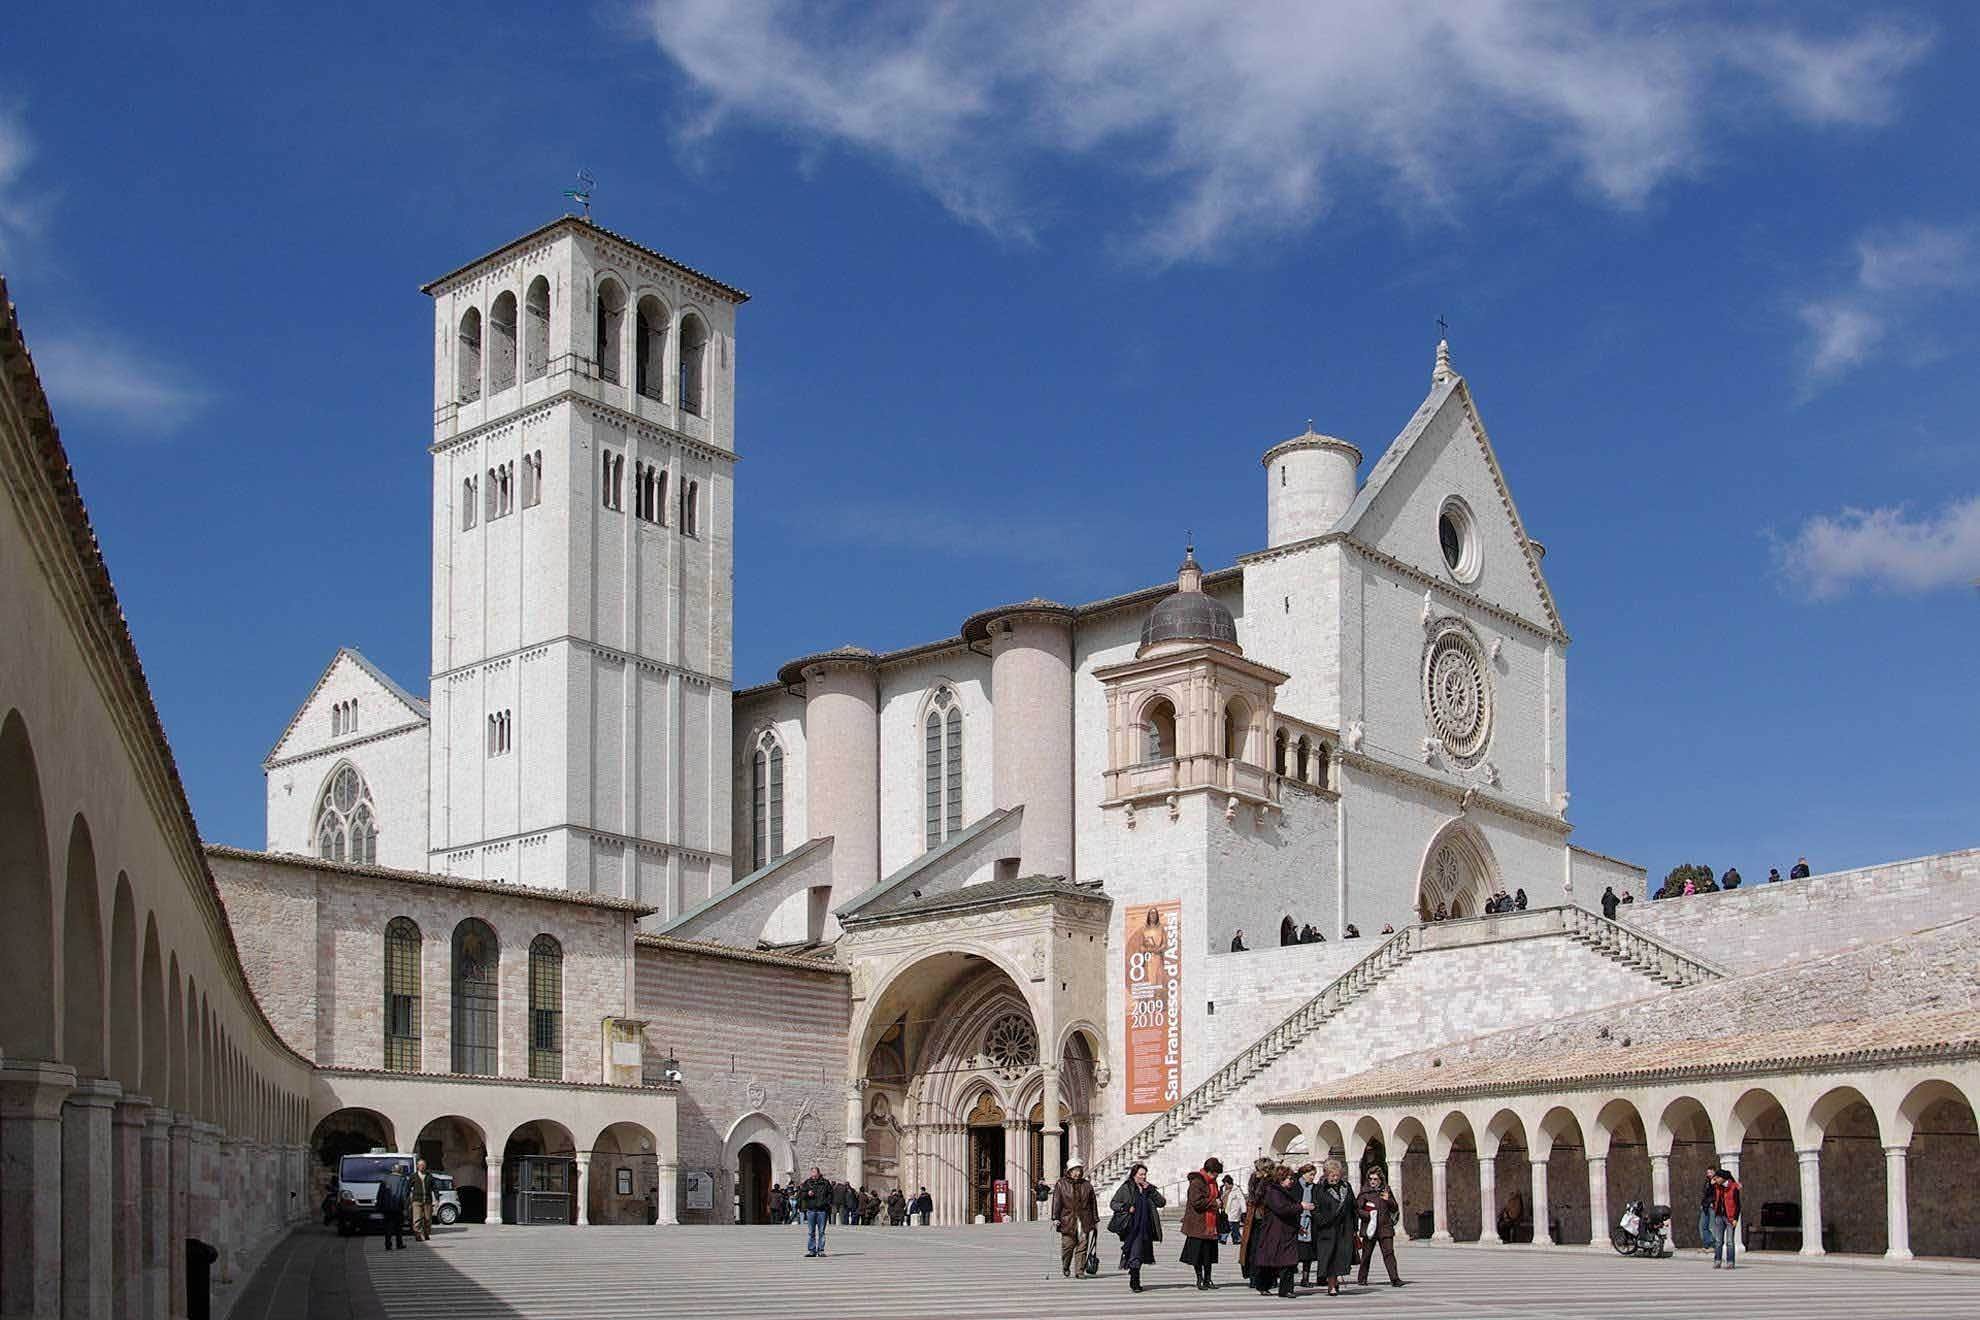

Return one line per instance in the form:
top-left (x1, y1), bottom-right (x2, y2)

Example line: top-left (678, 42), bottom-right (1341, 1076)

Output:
top-left (1417, 821), bottom-right (1498, 921)
top-left (738, 1143), bottom-right (772, 1224)
top-left (851, 948), bottom-right (1096, 1225)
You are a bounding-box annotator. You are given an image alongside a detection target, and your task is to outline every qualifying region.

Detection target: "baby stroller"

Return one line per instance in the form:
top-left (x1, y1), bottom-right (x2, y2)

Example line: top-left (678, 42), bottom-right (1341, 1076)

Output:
top-left (1611, 1200), bottom-right (1672, 1258)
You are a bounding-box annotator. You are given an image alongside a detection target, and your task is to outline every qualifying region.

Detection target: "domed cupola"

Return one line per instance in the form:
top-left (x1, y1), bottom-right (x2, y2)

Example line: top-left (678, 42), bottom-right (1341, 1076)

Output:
top-left (1139, 545), bottom-right (1240, 655)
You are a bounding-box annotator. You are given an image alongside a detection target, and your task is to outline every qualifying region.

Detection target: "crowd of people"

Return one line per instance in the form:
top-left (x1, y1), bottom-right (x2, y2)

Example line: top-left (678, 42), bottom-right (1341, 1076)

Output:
top-left (1046, 1155), bottom-right (1407, 1295)
top-left (774, 1171), bottom-right (932, 1250)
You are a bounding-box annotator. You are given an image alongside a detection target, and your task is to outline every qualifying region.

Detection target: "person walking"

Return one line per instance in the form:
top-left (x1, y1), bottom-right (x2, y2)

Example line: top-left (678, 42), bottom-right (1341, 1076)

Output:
top-left (797, 1166), bottom-right (832, 1257)
top-left (1219, 1174), bottom-right (1242, 1245)
top-left (1180, 1157), bottom-right (1224, 1290)
top-left (1249, 1165), bottom-right (1301, 1297)
top-left (1601, 885), bottom-right (1620, 920)
top-left (1051, 1160), bottom-right (1099, 1278)
top-left (1312, 1160), bottom-right (1357, 1295)
top-left (1236, 1156), bottom-right (1273, 1281)
top-left (376, 1162), bottom-right (409, 1251)
top-left (837, 1180), bottom-right (859, 1227)
top-left (1696, 1172), bottom-right (1718, 1256)
top-left (887, 1187), bottom-right (907, 1226)
top-left (1711, 1168), bottom-right (1742, 1270)
top-left (914, 1186), bottom-right (933, 1226)
top-left (1354, 1168), bottom-right (1403, 1287)
top-left (408, 1157), bottom-right (434, 1241)
top-left (1295, 1163), bottom-right (1320, 1287)
top-left (1109, 1162), bottom-right (1166, 1293)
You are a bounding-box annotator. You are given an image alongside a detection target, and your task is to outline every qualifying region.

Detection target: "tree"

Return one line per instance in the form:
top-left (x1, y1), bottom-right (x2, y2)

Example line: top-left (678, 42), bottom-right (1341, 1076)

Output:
top-left (1656, 863), bottom-right (1718, 899)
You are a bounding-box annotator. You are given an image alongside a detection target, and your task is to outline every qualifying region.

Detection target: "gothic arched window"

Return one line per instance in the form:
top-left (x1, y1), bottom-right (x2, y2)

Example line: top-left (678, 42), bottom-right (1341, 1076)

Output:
top-left (1223, 697), bottom-right (1251, 763)
top-left (635, 295), bottom-right (669, 401)
top-left (1274, 727), bottom-right (1288, 777)
top-left (528, 934), bottom-right (563, 1081)
top-left (1314, 742), bottom-right (1331, 790)
top-left (1140, 697), bottom-right (1177, 765)
top-left (750, 733), bottom-right (786, 872)
top-left (923, 688), bottom-right (964, 849)
top-left (456, 306), bottom-right (482, 403)
top-left (679, 314), bottom-right (708, 415)
top-left (523, 276), bottom-right (550, 382)
top-left (488, 290), bottom-right (518, 393)
top-left (450, 919), bottom-right (499, 1076)
top-left (383, 917), bottom-right (421, 1071)
top-left (595, 279), bottom-right (627, 384)
top-left (314, 764), bottom-right (375, 865)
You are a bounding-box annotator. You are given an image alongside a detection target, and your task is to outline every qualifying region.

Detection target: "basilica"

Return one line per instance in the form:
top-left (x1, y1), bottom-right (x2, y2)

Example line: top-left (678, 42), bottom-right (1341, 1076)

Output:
top-left (2, 216), bottom-right (1973, 1317)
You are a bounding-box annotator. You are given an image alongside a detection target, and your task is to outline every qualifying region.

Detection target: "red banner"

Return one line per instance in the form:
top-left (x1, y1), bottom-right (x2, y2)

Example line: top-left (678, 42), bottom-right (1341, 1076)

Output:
top-left (1124, 900), bottom-right (1182, 1115)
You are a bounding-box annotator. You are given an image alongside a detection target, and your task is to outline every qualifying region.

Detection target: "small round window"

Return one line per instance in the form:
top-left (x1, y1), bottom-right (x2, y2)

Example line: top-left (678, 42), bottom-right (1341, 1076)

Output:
top-left (1437, 497), bottom-right (1480, 583)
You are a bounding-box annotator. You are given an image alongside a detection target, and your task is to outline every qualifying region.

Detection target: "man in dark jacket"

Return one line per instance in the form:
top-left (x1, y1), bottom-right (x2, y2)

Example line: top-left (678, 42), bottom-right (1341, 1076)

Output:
top-left (1050, 1161), bottom-right (1098, 1277)
top-left (1790, 858), bottom-right (1811, 879)
top-left (836, 1181), bottom-right (859, 1226)
top-left (796, 1168), bottom-right (833, 1257)
top-left (376, 1163), bottom-right (410, 1251)
top-left (1601, 886), bottom-right (1620, 919)
top-left (913, 1187), bottom-right (933, 1226)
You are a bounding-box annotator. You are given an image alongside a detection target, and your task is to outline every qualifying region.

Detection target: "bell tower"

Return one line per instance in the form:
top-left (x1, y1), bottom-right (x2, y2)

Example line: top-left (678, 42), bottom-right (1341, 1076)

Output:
top-left (420, 215), bottom-right (748, 918)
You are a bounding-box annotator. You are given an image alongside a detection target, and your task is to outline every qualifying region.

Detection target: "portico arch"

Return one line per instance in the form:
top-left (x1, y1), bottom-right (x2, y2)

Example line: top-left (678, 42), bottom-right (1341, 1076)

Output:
top-left (415, 1116), bottom-right (489, 1222)
top-left (724, 1111), bottom-right (795, 1224)
top-left (1535, 1106), bottom-right (1588, 1244)
top-left (0, 710), bottom-right (55, 1060)
top-left (589, 1121), bottom-right (659, 1225)
top-left (1415, 819), bottom-right (1499, 921)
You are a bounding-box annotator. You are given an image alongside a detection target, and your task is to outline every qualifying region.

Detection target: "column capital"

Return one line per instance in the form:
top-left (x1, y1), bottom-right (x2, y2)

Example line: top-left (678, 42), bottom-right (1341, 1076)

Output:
top-left (1882, 1144), bottom-right (1910, 1157)
top-left (65, 1075), bottom-right (124, 1110)
top-left (0, 1059), bottom-right (78, 1117)
top-left (1795, 1147), bottom-right (1823, 1164)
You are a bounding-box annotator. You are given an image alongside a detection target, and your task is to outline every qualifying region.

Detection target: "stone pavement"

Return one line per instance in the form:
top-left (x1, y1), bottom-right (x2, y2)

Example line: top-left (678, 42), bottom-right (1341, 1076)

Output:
top-left (239, 1223), bottom-right (1980, 1320)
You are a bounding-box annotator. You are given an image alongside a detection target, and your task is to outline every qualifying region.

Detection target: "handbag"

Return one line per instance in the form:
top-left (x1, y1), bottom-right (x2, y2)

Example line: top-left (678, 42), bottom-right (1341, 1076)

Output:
top-left (1107, 1207), bottom-right (1132, 1237)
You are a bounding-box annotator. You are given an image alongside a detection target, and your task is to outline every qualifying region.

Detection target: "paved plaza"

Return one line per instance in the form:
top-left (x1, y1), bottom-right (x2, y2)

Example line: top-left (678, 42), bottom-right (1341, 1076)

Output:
top-left (237, 1223), bottom-right (1980, 1320)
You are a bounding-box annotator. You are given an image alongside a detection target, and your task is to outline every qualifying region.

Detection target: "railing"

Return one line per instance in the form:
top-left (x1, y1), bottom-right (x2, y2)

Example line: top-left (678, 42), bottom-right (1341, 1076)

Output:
top-left (1089, 926), bottom-right (1424, 1184)
top-left (1086, 906), bottom-right (1728, 1184)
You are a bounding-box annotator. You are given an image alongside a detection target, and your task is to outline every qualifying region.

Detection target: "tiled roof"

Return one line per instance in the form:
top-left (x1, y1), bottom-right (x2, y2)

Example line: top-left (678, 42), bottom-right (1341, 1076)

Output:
top-left (634, 932), bottom-right (850, 974)
top-left (205, 844), bottom-right (656, 915)
top-left (420, 216), bottom-right (750, 303)
top-left (858, 872), bottom-right (1107, 922)
top-left (1264, 1008), bottom-right (1980, 1110)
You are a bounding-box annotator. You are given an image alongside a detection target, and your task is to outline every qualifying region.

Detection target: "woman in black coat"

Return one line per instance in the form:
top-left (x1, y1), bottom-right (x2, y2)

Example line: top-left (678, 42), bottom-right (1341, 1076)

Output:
top-left (1248, 1165), bottom-right (1302, 1297)
top-left (1311, 1159), bottom-right (1357, 1295)
top-left (1110, 1163), bottom-right (1166, 1293)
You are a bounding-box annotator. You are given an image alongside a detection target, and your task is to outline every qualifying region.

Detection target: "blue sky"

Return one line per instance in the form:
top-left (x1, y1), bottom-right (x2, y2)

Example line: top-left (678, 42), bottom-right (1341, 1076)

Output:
top-left (4, 2), bottom-right (1976, 888)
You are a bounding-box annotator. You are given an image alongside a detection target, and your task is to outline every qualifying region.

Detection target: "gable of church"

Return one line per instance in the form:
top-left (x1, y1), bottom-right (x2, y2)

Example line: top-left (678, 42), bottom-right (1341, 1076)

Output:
top-left (1337, 379), bottom-right (1562, 637)
top-left (265, 647), bottom-right (430, 767)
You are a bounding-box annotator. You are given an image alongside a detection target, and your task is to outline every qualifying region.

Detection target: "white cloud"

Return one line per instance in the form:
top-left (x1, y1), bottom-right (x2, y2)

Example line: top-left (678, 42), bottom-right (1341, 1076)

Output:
top-left (1779, 496), bottom-right (1980, 599)
top-left (1800, 222), bottom-right (1976, 386)
top-left (0, 104), bottom-right (46, 259)
top-left (640, 1), bottom-right (1930, 263)
top-left (33, 334), bottom-right (213, 435)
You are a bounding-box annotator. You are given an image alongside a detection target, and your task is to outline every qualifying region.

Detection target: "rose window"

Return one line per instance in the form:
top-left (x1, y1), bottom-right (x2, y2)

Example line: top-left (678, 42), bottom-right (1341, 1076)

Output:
top-left (984, 1014), bottom-right (1037, 1076)
top-left (1423, 625), bottom-right (1492, 764)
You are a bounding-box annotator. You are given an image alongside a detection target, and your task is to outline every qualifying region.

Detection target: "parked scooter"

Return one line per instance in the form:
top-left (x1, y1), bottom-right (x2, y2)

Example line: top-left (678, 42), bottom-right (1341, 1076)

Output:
top-left (1610, 1200), bottom-right (1672, 1257)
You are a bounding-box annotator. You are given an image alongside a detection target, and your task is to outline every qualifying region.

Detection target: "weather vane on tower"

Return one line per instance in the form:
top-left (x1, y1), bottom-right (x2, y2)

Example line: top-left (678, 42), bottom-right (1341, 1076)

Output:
top-left (563, 169), bottom-right (596, 221)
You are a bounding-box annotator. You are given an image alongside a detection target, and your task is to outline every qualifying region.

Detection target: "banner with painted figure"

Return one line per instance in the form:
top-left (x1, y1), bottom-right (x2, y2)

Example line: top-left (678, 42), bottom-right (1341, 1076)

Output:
top-left (1124, 900), bottom-right (1182, 1114)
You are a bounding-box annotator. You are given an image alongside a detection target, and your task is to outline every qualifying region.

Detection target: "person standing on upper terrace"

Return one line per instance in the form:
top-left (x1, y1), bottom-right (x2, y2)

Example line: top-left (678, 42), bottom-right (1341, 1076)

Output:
top-left (1231, 929), bottom-right (1247, 952)
top-left (1601, 885), bottom-right (1620, 919)
top-left (1791, 857), bottom-right (1812, 879)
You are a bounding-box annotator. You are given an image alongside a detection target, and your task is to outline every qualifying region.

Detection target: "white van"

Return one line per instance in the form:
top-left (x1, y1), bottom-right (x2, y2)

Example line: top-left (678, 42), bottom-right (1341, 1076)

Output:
top-left (334, 1151), bottom-right (417, 1236)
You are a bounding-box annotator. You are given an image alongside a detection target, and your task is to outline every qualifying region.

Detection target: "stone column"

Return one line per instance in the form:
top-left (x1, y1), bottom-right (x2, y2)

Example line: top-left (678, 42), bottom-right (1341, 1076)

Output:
top-left (486, 1156), bottom-right (505, 1225)
top-left (141, 1110), bottom-right (172, 1320)
top-left (1004, 1118), bottom-right (1031, 1223)
top-left (188, 1125), bottom-right (220, 1285)
top-left (1477, 1153), bottom-right (1497, 1244)
top-left (1040, 1067), bottom-right (1063, 1187)
top-left (1430, 1160), bottom-right (1451, 1243)
top-left (168, 1116), bottom-right (192, 1318)
top-left (1648, 1152), bottom-right (1672, 1251)
top-left (214, 1136), bottom-right (240, 1283)
top-left (655, 1161), bottom-right (679, 1226)
top-left (1883, 1146), bottom-right (1912, 1261)
top-left (0, 1059), bottom-right (77, 1320)
top-left (1389, 1156), bottom-right (1406, 1225)
top-left (1530, 1159), bottom-right (1549, 1245)
top-left (949, 1125), bottom-right (968, 1225)
top-left (64, 1075), bottom-right (122, 1320)
top-left (843, 1082), bottom-right (866, 1188)
top-left (575, 1152), bottom-right (591, 1226)
top-left (112, 1095), bottom-right (149, 1320)
top-left (1796, 1149), bottom-right (1824, 1256)
top-left (1586, 1156), bottom-right (1608, 1250)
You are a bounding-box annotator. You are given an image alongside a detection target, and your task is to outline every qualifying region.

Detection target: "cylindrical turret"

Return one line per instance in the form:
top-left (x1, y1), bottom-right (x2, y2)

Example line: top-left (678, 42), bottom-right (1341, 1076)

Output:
top-left (779, 647), bottom-right (881, 905)
top-left (1262, 426), bottom-right (1361, 548)
top-left (965, 601), bottom-right (1076, 880)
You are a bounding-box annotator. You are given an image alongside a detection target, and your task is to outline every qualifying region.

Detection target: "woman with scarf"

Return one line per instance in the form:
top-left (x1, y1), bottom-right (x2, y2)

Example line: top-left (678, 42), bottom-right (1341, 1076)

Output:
top-left (1312, 1159), bottom-right (1358, 1295)
top-left (1249, 1164), bottom-right (1303, 1297)
top-left (1109, 1162), bottom-right (1166, 1293)
top-left (1295, 1162), bottom-right (1321, 1287)
top-left (1180, 1156), bottom-right (1225, 1289)
top-left (1236, 1155), bottom-right (1274, 1280)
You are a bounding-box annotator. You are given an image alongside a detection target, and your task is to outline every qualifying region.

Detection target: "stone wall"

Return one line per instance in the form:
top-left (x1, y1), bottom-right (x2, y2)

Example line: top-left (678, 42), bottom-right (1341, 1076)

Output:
top-left (634, 937), bottom-right (850, 1223)
top-left (1618, 848), bottom-right (1980, 971)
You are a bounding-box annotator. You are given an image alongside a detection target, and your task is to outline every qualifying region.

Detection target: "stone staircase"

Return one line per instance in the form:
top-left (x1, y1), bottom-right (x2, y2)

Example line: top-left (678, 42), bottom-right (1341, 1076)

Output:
top-left (1086, 905), bottom-right (1723, 1187)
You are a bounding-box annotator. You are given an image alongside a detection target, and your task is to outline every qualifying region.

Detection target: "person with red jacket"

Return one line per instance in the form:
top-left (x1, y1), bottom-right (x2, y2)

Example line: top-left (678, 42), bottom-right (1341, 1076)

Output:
top-left (1711, 1169), bottom-right (1742, 1270)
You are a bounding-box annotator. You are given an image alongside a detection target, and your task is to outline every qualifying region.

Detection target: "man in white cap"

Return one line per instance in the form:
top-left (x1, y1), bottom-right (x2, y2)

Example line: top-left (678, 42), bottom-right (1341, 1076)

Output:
top-left (1050, 1159), bottom-right (1099, 1278)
